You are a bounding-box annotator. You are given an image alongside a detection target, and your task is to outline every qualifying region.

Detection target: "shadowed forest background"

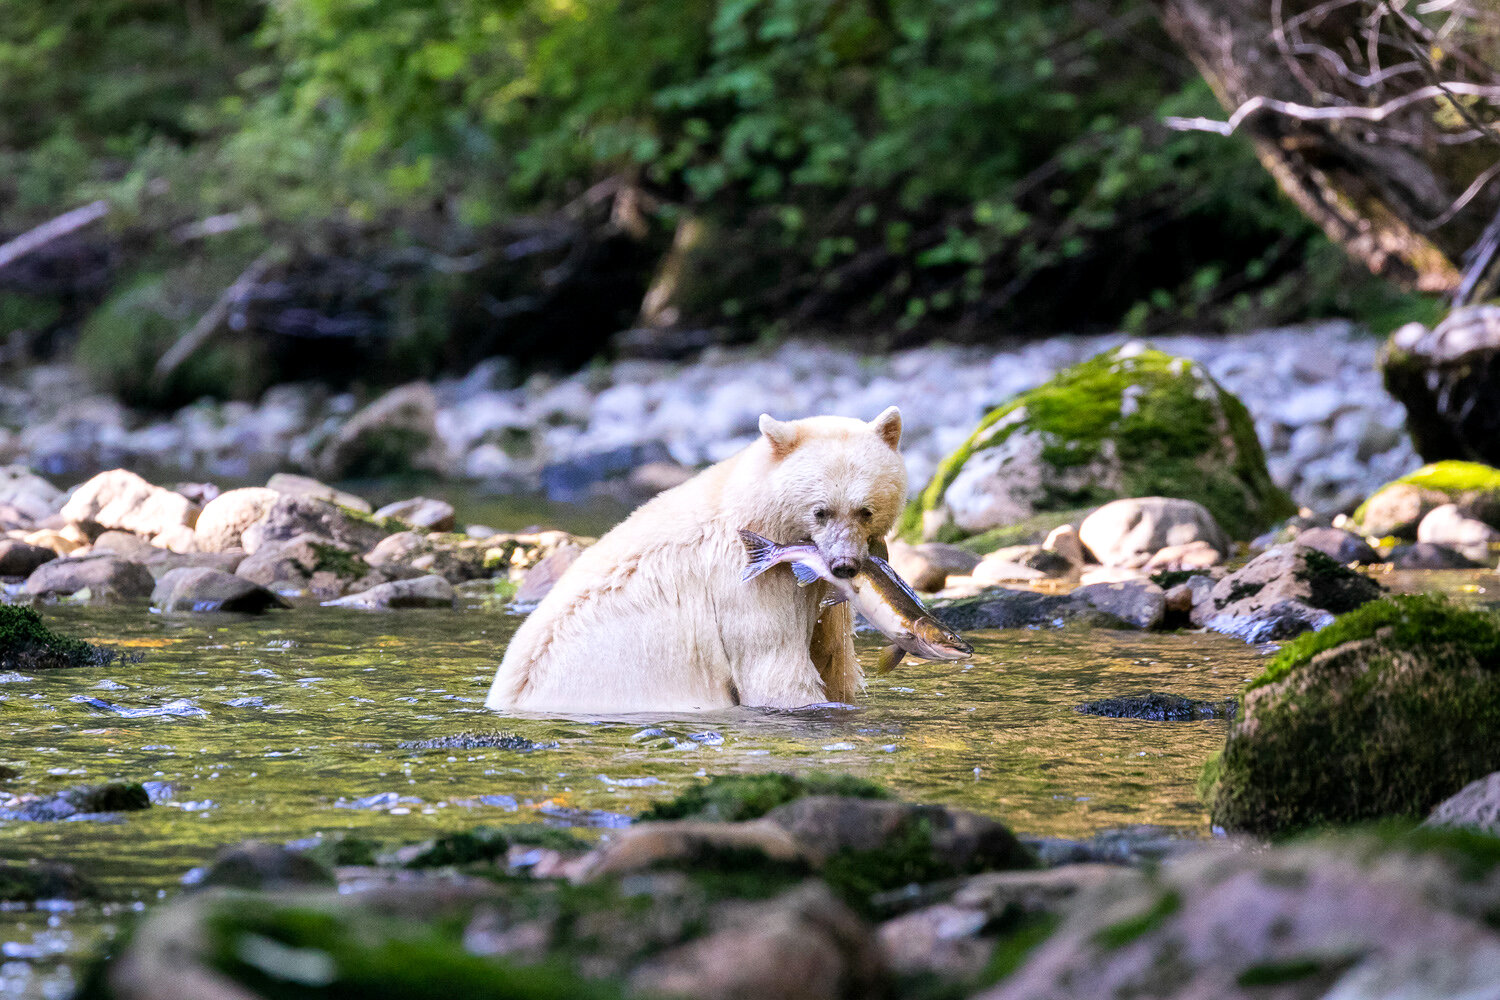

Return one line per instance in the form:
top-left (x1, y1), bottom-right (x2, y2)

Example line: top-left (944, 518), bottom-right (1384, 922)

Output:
top-left (4, 0), bottom-right (1489, 411)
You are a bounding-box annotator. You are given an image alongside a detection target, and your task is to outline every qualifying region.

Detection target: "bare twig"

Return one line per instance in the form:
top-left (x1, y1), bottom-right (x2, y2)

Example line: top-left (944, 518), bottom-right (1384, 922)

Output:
top-left (0, 200), bottom-right (111, 273)
top-left (153, 252), bottom-right (275, 387)
top-left (1163, 82), bottom-right (1500, 135)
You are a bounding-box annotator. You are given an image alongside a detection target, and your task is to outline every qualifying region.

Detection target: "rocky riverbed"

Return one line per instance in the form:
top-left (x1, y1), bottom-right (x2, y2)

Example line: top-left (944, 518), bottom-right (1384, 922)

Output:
top-left (0, 323), bottom-right (1414, 514)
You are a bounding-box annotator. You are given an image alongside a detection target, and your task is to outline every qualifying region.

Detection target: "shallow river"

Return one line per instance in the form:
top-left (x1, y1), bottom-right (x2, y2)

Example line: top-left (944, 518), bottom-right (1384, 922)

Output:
top-left (0, 594), bottom-right (1265, 998)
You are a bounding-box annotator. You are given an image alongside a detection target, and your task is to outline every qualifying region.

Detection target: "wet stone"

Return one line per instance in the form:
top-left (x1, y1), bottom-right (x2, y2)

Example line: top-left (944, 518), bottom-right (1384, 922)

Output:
top-left (397, 731), bottom-right (544, 752)
top-left (1073, 693), bottom-right (1233, 720)
top-left (1388, 542), bottom-right (1484, 569)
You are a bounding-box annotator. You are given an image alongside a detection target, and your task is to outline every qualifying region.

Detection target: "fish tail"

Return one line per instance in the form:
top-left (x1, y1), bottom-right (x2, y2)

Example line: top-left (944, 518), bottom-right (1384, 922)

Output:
top-left (876, 645), bottom-right (906, 675)
top-left (738, 529), bottom-right (781, 581)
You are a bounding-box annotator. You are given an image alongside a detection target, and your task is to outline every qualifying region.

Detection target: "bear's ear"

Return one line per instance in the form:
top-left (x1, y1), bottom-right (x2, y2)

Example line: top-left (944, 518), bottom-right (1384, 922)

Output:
top-left (869, 405), bottom-right (902, 450)
top-left (759, 413), bottom-right (801, 458)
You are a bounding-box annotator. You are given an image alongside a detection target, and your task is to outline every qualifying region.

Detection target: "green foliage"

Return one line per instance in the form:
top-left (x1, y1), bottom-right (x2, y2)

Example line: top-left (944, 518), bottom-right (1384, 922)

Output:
top-left (402, 825), bottom-right (587, 869)
top-left (2, 0), bottom-right (1402, 368)
top-left (0, 604), bottom-right (117, 670)
top-left (1091, 891), bottom-right (1180, 949)
top-left (639, 771), bottom-right (890, 823)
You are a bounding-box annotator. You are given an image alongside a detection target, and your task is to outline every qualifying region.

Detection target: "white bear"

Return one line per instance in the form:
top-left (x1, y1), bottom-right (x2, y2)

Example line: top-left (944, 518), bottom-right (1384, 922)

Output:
top-left (485, 407), bottom-right (907, 714)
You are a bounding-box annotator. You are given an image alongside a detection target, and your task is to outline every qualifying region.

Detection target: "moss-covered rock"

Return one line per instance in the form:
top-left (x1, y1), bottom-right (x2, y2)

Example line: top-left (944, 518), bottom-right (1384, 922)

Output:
top-left (1203, 595), bottom-right (1500, 835)
top-left (899, 345), bottom-right (1292, 545)
top-left (1380, 307), bottom-right (1500, 468)
top-left (0, 605), bottom-right (118, 670)
top-left (1354, 460), bottom-right (1500, 536)
top-left (0, 860), bottom-right (95, 902)
top-left (638, 772), bottom-right (891, 823)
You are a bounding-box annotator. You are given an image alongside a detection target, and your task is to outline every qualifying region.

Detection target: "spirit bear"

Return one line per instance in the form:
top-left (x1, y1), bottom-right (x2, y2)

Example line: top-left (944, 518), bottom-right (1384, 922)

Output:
top-left (485, 407), bottom-right (907, 714)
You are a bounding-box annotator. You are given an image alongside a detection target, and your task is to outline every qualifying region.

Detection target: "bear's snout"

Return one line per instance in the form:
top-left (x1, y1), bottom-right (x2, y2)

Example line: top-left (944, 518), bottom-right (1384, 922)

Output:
top-left (829, 559), bottom-right (859, 579)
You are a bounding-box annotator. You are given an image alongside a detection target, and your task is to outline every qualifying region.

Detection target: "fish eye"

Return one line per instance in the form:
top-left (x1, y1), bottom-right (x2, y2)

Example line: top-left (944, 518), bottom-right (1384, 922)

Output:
top-left (857, 506), bottom-right (873, 521)
top-left (813, 507), bottom-right (829, 521)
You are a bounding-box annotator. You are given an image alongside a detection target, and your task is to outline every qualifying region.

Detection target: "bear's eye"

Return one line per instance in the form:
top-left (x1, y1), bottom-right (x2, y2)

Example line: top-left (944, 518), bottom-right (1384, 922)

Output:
top-left (857, 506), bottom-right (873, 521)
top-left (813, 507), bottom-right (830, 522)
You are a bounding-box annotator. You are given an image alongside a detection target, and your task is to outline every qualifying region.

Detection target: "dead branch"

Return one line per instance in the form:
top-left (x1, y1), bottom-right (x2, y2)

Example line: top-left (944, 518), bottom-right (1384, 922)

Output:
top-left (1164, 82), bottom-right (1500, 136)
top-left (0, 200), bottom-right (111, 273)
top-left (153, 252), bottom-right (275, 387)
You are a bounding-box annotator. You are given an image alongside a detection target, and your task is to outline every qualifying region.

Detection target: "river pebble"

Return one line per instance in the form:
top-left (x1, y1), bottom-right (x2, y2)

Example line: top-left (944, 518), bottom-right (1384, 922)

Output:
top-left (0, 323), bottom-right (1415, 513)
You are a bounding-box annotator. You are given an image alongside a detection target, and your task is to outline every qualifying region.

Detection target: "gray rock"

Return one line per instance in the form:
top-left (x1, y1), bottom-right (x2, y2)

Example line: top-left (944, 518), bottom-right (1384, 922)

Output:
top-left (1425, 771), bottom-right (1500, 835)
top-left (1194, 544), bottom-right (1381, 643)
top-left (0, 465), bottom-right (62, 523)
top-left (235, 532), bottom-right (366, 592)
top-left (762, 796), bottom-right (1035, 872)
top-left (1292, 526), bottom-right (1381, 564)
top-left (1417, 503), bottom-right (1499, 563)
top-left (1381, 305), bottom-right (1500, 464)
top-left (0, 538), bottom-right (56, 577)
top-left (937, 588), bottom-right (1136, 631)
top-left (1043, 524), bottom-right (1088, 565)
top-left (60, 469), bottom-right (199, 539)
top-left (322, 574), bottom-right (455, 610)
top-left (196, 841), bottom-right (335, 891)
top-left (1355, 481), bottom-right (1446, 538)
top-left (265, 473), bottom-right (372, 513)
top-left (317, 382), bottom-right (447, 480)
top-left (372, 496), bottom-right (456, 532)
top-left (241, 494), bottom-right (390, 556)
top-left (1074, 693), bottom-right (1231, 720)
top-left (1078, 497), bottom-right (1229, 569)
top-left (151, 567), bottom-right (289, 614)
top-left (25, 555), bottom-right (156, 602)
top-left (514, 543), bottom-right (585, 604)
top-left (1070, 580), bottom-right (1166, 630)
top-left (194, 487), bottom-right (279, 552)
top-left (1388, 542), bottom-right (1483, 569)
top-left (632, 883), bottom-right (881, 1000)
top-left (887, 540), bottom-right (981, 592)
top-left (363, 531), bottom-right (487, 583)
top-left (1142, 539), bottom-right (1225, 573)
top-left (570, 820), bottom-right (808, 881)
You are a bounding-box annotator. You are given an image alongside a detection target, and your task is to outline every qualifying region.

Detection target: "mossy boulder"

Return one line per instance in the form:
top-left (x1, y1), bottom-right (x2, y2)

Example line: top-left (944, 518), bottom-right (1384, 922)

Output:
top-left (1380, 306), bottom-right (1500, 467)
top-left (1203, 595), bottom-right (1500, 835)
top-left (0, 605), bottom-right (118, 670)
top-left (1353, 460), bottom-right (1500, 537)
top-left (639, 772), bottom-right (891, 823)
top-left (899, 345), bottom-right (1292, 545)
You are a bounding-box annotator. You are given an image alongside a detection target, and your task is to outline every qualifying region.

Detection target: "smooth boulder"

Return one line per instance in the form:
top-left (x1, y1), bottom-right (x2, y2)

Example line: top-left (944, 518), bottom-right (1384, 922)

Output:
top-left (25, 555), bottom-right (155, 602)
top-left (1078, 497), bottom-right (1229, 569)
top-left (60, 469), bottom-right (199, 539)
top-left (0, 538), bottom-right (56, 577)
top-left (151, 568), bottom-right (289, 614)
top-left (322, 574), bottom-right (455, 610)
top-left (372, 496), bottom-right (456, 532)
top-left (240, 494), bottom-right (390, 555)
top-left (1381, 305), bottom-right (1500, 465)
top-left (1417, 503), bottom-right (1499, 564)
top-left (193, 487), bottom-right (279, 552)
top-left (316, 382), bottom-right (447, 480)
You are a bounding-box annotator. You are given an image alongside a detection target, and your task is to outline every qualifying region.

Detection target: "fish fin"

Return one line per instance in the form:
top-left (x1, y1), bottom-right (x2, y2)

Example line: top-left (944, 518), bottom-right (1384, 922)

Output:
top-left (738, 529), bottom-right (780, 581)
top-left (869, 554), bottom-right (928, 605)
top-left (790, 561), bottom-right (822, 587)
top-left (876, 645), bottom-right (906, 675)
top-left (820, 589), bottom-right (849, 607)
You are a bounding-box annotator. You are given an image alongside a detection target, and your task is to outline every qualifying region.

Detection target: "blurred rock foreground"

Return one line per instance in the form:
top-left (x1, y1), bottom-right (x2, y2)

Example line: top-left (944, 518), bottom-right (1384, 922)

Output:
top-left (0, 322), bottom-right (1415, 516)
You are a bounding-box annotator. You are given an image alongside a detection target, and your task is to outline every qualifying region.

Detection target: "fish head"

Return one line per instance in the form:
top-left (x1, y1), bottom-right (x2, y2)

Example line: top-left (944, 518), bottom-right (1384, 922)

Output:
top-left (909, 617), bottom-right (973, 661)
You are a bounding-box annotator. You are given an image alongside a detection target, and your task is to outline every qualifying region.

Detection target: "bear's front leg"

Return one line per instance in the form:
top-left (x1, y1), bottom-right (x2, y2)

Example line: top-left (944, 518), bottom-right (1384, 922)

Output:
top-left (732, 643), bottom-right (829, 708)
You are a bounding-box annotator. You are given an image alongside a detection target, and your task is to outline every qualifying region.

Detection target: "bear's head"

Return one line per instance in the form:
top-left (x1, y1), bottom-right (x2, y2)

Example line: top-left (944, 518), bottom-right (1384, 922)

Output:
top-left (753, 406), bottom-right (906, 578)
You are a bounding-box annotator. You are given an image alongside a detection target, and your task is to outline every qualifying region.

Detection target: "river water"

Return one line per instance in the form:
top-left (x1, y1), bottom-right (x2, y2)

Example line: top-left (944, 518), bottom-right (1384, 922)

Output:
top-left (0, 594), bottom-right (1264, 998)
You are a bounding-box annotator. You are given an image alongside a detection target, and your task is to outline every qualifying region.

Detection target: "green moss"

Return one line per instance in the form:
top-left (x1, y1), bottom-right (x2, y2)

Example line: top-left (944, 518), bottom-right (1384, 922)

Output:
top-left (1361, 822), bottom-right (1500, 883)
top-left (204, 898), bottom-right (622, 1000)
top-left (1235, 957), bottom-right (1348, 988)
top-left (977, 911), bottom-right (1061, 986)
top-left (310, 543), bottom-right (369, 579)
top-left (302, 837), bottom-right (381, 869)
top-left (900, 347), bottom-right (1292, 543)
top-left (1092, 891), bottom-right (1180, 949)
top-left (1354, 461), bottom-right (1500, 525)
top-left (955, 509), bottom-right (1093, 554)
top-left (1395, 460), bottom-right (1500, 495)
top-left (1208, 596), bottom-right (1500, 835)
top-left (639, 772), bottom-right (891, 823)
top-left (1249, 595), bottom-right (1500, 691)
top-left (1149, 569), bottom-right (1208, 590)
top-left (0, 605), bottom-right (119, 670)
top-left (1292, 549), bottom-right (1382, 615)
